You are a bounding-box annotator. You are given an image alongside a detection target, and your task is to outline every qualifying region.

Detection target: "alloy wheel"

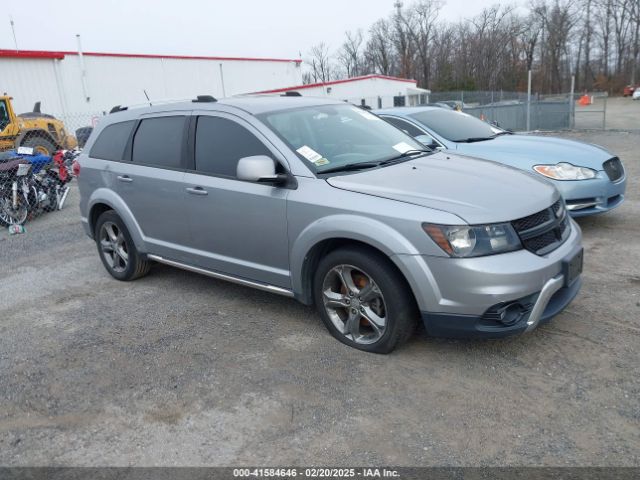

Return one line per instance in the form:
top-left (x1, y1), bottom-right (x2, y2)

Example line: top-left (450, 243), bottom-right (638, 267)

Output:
top-left (321, 264), bottom-right (387, 344)
top-left (99, 221), bottom-right (129, 273)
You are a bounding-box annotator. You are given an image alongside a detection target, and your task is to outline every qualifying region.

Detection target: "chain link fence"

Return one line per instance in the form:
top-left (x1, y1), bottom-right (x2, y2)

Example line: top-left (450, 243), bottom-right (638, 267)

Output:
top-left (0, 106), bottom-right (91, 228)
top-left (339, 90), bottom-right (602, 132)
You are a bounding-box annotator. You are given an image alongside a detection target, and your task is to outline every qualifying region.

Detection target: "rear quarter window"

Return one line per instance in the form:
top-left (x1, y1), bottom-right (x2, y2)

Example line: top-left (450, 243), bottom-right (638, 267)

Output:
top-left (89, 121), bottom-right (135, 161)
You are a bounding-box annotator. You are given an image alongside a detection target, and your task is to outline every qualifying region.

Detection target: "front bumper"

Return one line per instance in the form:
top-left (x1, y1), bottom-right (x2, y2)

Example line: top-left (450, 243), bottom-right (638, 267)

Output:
top-left (555, 172), bottom-right (626, 217)
top-left (394, 218), bottom-right (583, 338)
top-left (421, 275), bottom-right (581, 338)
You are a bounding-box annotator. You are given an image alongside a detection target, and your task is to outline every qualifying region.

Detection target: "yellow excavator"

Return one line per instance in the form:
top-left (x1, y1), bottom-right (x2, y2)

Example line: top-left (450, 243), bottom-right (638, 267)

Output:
top-left (0, 95), bottom-right (77, 156)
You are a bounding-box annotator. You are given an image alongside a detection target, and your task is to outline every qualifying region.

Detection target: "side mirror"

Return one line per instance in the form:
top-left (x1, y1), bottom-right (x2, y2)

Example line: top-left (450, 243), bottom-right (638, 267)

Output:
top-left (236, 155), bottom-right (288, 185)
top-left (415, 134), bottom-right (439, 150)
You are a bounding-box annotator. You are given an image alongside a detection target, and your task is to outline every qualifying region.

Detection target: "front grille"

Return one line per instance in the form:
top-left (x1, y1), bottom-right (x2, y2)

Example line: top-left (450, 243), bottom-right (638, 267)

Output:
top-left (512, 199), bottom-right (570, 255)
top-left (603, 157), bottom-right (624, 182)
top-left (512, 209), bottom-right (551, 232)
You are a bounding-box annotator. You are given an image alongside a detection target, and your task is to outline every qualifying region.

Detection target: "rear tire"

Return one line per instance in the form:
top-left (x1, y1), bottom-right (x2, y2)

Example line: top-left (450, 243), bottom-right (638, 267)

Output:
top-left (95, 210), bottom-right (150, 281)
top-left (313, 247), bottom-right (417, 354)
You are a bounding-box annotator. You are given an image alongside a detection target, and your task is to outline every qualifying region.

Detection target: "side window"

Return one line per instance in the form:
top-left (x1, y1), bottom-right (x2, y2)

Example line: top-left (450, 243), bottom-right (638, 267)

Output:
top-left (383, 116), bottom-right (424, 138)
top-left (89, 120), bottom-right (135, 161)
top-left (195, 116), bottom-right (272, 178)
top-left (132, 116), bottom-right (185, 168)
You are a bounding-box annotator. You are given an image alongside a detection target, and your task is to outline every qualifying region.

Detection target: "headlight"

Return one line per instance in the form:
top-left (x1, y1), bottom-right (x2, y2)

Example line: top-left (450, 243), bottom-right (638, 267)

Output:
top-left (423, 223), bottom-right (521, 257)
top-left (533, 162), bottom-right (596, 180)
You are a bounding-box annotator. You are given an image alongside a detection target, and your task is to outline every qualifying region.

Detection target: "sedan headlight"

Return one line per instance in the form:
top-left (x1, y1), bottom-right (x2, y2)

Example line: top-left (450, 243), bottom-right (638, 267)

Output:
top-left (423, 223), bottom-right (521, 257)
top-left (533, 162), bottom-right (596, 180)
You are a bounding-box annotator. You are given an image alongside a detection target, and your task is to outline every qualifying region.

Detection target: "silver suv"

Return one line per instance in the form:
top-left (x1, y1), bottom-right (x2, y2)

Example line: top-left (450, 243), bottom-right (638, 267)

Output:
top-left (78, 95), bottom-right (583, 353)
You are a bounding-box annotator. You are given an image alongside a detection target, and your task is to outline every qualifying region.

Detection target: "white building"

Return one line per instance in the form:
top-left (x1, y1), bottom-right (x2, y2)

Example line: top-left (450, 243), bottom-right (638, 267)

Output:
top-left (0, 48), bottom-right (302, 125)
top-left (256, 74), bottom-right (430, 108)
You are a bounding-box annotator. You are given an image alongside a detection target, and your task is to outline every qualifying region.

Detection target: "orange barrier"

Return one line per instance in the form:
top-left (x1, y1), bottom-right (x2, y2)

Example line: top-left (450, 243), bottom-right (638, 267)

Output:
top-left (578, 95), bottom-right (592, 106)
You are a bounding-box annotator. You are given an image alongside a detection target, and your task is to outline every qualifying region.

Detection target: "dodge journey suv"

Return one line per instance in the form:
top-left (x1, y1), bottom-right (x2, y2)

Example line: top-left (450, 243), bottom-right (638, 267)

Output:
top-left (78, 95), bottom-right (583, 353)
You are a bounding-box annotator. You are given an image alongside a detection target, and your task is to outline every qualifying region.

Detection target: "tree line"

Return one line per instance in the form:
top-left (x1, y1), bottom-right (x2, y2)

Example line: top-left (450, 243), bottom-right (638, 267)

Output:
top-left (304, 0), bottom-right (640, 94)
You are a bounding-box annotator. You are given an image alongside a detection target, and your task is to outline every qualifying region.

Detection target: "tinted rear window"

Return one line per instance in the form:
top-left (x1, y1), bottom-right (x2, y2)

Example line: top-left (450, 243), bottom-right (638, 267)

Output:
top-left (409, 109), bottom-right (495, 141)
top-left (132, 116), bottom-right (185, 168)
top-left (383, 116), bottom-right (424, 137)
top-left (90, 121), bottom-right (135, 161)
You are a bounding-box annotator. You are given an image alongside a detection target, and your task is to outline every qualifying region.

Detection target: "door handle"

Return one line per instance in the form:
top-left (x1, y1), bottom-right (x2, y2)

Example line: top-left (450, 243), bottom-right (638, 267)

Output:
top-left (117, 175), bottom-right (133, 183)
top-left (186, 186), bottom-right (208, 196)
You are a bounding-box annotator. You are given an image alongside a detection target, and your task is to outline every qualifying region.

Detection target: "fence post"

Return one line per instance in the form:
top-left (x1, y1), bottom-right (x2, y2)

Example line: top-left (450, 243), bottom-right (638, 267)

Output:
top-left (602, 96), bottom-right (607, 130)
top-left (569, 75), bottom-right (575, 129)
top-left (491, 91), bottom-right (495, 124)
top-left (526, 70), bottom-right (531, 131)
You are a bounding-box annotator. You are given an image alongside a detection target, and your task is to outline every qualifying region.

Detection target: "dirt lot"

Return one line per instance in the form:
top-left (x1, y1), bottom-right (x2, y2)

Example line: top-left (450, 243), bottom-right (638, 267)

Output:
top-left (0, 130), bottom-right (638, 467)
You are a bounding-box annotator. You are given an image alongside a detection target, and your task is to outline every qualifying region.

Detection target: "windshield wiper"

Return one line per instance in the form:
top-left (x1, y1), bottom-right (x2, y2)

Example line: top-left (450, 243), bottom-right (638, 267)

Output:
top-left (378, 149), bottom-right (432, 166)
top-left (455, 137), bottom-right (495, 143)
top-left (319, 149), bottom-right (431, 174)
top-left (319, 162), bottom-right (380, 174)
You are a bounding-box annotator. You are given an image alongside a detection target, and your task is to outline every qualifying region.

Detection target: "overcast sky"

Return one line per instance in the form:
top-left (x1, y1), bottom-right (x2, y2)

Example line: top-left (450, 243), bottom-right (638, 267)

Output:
top-left (2, 0), bottom-right (513, 60)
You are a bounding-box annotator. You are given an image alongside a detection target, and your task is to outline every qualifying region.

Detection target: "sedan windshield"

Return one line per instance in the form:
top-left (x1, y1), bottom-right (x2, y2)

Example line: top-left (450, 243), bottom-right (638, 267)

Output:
top-left (259, 104), bottom-right (428, 174)
top-left (410, 109), bottom-right (496, 142)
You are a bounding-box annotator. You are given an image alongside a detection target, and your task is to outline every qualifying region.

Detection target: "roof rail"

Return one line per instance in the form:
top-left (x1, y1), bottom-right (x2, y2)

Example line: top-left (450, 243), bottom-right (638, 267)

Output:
top-left (282, 91), bottom-right (302, 97)
top-left (192, 95), bottom-right (217, 103)
top-left (109, 105), bottom-right (128, 114)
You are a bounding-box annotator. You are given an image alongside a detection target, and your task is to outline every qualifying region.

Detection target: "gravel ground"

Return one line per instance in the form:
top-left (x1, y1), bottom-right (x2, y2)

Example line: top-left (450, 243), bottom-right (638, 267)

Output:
top-left (0, 130), bottom-right (638, 467)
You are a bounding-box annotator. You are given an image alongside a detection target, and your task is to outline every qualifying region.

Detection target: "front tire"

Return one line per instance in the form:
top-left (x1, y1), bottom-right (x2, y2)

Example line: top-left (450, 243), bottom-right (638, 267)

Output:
top-left (313, 247), bottom-right (417, 353)
top-left (95, 211), bottom-right (150, 281)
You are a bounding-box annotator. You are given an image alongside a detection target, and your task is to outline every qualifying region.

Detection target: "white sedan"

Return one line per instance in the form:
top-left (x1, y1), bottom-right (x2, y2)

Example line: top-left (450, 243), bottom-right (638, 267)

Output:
top-left (633, 89), bottom-right (640, 100)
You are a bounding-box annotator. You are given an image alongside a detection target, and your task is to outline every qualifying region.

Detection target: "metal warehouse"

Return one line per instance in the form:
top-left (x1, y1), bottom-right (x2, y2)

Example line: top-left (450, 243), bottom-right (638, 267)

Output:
top-left (0, 49), bottom-right (303, 125)
top-left (257, 74), bottom-right (431, 108)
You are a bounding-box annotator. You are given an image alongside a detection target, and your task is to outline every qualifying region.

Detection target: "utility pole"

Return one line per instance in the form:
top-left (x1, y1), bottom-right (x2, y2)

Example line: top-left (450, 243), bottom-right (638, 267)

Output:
top-left (9, 16), bottom-right (18, 51)
top-left (76, 34), bottom-right (90, 102)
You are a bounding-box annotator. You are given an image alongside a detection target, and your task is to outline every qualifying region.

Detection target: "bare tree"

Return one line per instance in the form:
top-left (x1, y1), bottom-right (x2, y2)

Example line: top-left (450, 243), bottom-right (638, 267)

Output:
top-left (365, 19), bottom-right (395, 75)
top-left (303, 0), bottom-right (637, 93)
top-left (337, 30), bottom-right (365, 78)
top-left (406, 0), bottom-right (443, 88)
top-left (624, 0), bottom-right (640, 83)
top-left (307, 42), bottom-right (334, 83)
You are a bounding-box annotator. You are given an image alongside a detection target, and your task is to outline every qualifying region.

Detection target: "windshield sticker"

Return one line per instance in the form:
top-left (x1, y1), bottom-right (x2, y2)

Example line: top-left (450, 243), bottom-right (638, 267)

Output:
top-left (297, 145), bottom-right (323, 163)
top-left (352, 107), bottom-right (380, 121)
top-left (392, 142), bottom-right (415, 154)
top-left (314, 158), bottom-right (330, 166)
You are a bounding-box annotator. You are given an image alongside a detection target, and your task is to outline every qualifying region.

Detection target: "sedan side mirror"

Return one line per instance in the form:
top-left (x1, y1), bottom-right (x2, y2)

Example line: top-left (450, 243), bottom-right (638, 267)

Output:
top-left (415, 134), bottom-right (440, 150)
top-left (237, 155), bottom-right (288, 185)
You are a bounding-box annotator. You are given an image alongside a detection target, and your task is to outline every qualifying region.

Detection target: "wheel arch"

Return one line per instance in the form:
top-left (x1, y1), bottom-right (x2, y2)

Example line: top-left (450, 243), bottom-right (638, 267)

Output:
top-left (290, 215), bottom-right (426, 307)
top-left (87, 189), bottom-right (146, 252)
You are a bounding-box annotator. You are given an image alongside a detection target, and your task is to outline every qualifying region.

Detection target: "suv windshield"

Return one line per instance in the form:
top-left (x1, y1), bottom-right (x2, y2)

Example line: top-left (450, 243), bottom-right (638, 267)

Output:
top-left (259, 104), bottom-right (427, 173)
top-left (410, 109), bottom-right (495, 142)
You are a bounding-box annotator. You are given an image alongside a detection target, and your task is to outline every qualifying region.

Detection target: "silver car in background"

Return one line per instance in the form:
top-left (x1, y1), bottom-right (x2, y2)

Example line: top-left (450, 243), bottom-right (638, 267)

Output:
top-left (77, 96), bottom-right (583, 353)
top-left (377, 107), bottom-right (627, 217)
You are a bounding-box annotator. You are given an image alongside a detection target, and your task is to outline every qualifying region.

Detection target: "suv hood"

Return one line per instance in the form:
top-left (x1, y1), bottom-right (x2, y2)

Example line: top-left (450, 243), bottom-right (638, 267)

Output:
top-left (455, 134), bottom-right (613, 171)
top-left (326, 152), bottom-right (558, 225)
